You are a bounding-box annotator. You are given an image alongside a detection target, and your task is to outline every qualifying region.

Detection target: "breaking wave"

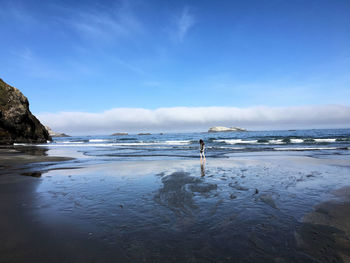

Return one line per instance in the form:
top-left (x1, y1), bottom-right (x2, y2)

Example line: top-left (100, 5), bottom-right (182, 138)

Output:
top-left (13, 129), bottom-right (350, 158)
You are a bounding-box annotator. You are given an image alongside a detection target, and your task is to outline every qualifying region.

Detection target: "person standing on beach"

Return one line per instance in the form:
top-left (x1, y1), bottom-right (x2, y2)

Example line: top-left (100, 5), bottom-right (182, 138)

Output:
top-left (199, 139), bottom-right (205, 160)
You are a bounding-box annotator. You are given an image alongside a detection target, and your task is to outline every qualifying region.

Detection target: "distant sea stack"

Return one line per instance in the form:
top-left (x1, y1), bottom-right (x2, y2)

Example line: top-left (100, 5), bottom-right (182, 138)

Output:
top-left (111, 132), bottom-right (128, 136)
top-left (208, 126), bottom-right (247, 132)
top-left (0, 79), bottom-right (51, 145)
top-left (45, 126), bottom-right (70, 137)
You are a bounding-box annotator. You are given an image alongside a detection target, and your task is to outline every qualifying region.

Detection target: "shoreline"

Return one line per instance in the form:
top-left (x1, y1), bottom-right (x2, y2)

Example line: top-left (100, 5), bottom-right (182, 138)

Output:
top-left (1, 146), bottom-right (350, 262)
top-left (0, 146), bottom-right (73, 174)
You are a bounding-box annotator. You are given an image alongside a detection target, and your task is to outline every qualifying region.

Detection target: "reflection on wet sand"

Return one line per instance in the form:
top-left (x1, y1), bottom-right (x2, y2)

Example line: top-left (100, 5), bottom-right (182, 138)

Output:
top-left (21, 172), bottom-right (42, 177)
top-left (200, 160), bottom-right (205, 177)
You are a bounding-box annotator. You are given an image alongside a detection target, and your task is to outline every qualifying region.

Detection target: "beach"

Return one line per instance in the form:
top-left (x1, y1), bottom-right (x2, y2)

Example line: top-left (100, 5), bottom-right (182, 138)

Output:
top-left (1, 134), bottom-right (350, 262)
top-left (2, 0), bottom-right (349, 260)
top-left (2, 0), bottom-right (350, 261)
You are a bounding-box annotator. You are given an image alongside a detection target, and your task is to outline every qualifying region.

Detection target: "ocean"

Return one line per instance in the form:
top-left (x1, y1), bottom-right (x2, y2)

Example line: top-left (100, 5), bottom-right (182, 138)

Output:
top-left (18, 128), bottom-right (350, 160)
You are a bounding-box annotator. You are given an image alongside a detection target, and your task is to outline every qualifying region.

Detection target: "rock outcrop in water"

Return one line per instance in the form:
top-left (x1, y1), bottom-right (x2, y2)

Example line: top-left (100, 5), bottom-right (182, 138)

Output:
top-left (111, 132), bottom-right (128, 136)
top-left (0, 79), bottom-right (51, 145)
top-left (45, 126), bottom-right (70, 137)
top-left (208, 126), bottom-right (247, 132)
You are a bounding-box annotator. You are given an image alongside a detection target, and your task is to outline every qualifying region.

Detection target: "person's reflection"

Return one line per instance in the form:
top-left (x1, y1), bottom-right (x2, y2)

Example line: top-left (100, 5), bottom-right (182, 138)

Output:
top-left (200, 159), bottom-right (205, 177)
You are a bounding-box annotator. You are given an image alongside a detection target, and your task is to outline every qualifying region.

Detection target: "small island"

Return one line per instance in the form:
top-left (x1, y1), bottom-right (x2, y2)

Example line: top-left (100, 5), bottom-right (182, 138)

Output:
top-left (111, 132), bottom-right (128, 136)
top-left (208, 126), bottom-right (247, 132)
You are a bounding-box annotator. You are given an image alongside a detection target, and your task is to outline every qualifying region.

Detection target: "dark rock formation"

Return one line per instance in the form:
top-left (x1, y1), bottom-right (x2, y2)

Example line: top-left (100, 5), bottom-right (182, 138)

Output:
top-left (0, 79), bottom-right (51, 144)
top-left (111, 132), bottom-right (128, 136)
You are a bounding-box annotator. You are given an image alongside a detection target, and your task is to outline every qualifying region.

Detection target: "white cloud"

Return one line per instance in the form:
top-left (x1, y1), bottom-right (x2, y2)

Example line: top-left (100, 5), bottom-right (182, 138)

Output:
top-left (37, 105), bottom-right (350, 135)
top-left (12, 48), bottom-right (65, 79)
top-left (176, 6), bottom-right (196, 42)
top-left (57, 1), bottom-right (142, 42)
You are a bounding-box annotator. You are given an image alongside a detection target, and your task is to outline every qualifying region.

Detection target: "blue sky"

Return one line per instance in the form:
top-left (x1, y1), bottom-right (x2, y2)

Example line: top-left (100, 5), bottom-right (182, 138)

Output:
top-left (1, 0), bottom-right (350, 133)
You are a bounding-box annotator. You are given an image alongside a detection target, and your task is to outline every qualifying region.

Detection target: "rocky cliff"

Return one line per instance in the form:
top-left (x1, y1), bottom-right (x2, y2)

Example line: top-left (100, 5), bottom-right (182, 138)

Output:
top-left (0, 79), bottom-right (51, 144)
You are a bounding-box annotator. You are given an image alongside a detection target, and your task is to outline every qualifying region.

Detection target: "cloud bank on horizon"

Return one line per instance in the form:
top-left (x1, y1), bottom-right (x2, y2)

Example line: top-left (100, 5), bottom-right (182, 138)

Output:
top-left (38, 105), bottom-right (350, 135)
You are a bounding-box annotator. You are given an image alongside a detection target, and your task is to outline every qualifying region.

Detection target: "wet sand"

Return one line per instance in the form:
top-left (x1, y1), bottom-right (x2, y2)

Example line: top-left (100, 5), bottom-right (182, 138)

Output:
top-left (0, 146), bottom-right (83, 262)
top-left (1, 147), bottom-right (350, 262)
top-left (296, 186), bottom-right (350, 263)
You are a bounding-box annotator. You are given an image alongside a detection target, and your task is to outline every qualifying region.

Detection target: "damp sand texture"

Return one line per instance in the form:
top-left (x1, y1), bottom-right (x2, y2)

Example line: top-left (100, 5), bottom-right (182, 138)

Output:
top-left (1, 148), bottom-right (350, 263)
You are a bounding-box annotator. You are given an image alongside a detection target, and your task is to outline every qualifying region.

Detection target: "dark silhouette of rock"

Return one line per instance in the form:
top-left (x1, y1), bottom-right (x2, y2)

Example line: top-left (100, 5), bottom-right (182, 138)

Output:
top-left (0, 79), bottom-right (51, 144)
top-left (111, 132), bottom-right (128, 136)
